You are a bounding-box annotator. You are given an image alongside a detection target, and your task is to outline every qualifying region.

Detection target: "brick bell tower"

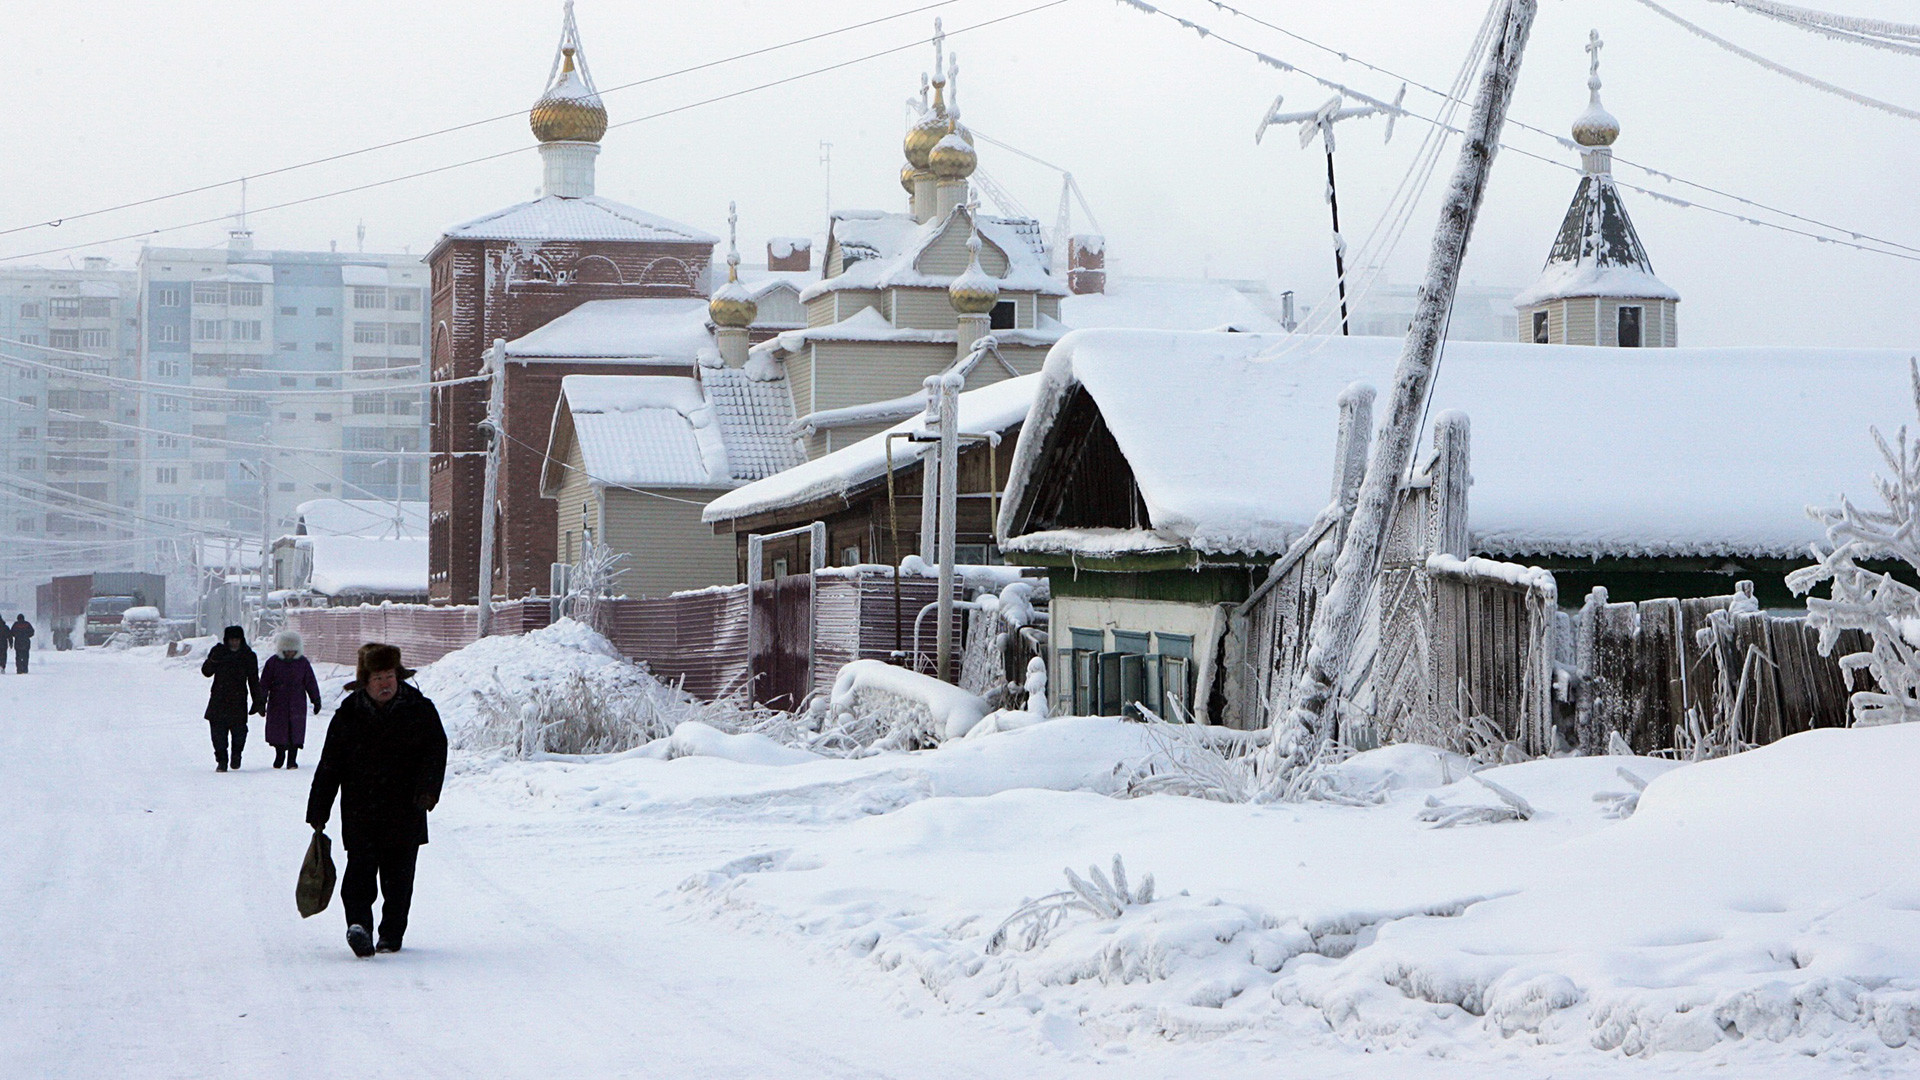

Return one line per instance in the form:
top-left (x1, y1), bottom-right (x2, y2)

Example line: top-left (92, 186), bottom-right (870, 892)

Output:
top-left (427, 2), bottom-right (718, 603)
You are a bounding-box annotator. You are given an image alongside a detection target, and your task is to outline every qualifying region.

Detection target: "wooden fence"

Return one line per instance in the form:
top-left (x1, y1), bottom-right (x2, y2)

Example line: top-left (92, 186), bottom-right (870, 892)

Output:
top-left (291, 599), bottom-right (550, 667)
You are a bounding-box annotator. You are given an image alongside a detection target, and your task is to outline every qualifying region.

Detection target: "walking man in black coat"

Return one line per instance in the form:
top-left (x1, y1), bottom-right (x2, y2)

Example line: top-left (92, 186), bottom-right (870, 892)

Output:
top-left (201, 625), bottom-right (260, 771)
top-left (10, 614), bottom-right (31, 673)
top-left (306, 643), bottom-right (447, 959)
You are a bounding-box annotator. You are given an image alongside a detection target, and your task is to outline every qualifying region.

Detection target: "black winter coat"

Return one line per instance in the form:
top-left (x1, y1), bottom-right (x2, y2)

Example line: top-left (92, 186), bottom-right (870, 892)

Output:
top-left (306, 683), bottom-right (448, 851)
top-left (201, 642), bottom-right (261, 722)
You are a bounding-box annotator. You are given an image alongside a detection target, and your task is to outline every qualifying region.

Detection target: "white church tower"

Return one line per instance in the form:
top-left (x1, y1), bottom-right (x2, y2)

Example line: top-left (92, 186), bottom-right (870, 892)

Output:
top-left (1514, 31), bottom-right (1678, 347)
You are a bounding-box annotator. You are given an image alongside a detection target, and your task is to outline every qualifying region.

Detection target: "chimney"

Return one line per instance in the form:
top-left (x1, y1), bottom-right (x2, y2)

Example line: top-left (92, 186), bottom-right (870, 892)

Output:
top-left (766, 237), bottom-right (811, 272)
top-left (1067, 235), bottom-right (1106, 295)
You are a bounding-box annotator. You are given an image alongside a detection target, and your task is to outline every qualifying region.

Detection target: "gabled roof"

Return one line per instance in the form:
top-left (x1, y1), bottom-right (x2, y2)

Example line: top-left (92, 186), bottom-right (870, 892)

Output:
top-left (544, 375), bottom-right (734, 492)
top-left (700, 366), bottom-right (804, 481)
top-left (1001, 330), bottom-right (1916, 561)
top-left (441, 194), bottom-right (719, 245)
top-left (1059, 279), bottom-right (1286, 333)
top-left (505, 297), bottom-right (712, 363)
top-left (803, 205), bottom-right (1064, 302)
top-left (1513, 175), bottom-right (1677, 308)
top-left (705, 373), bottom-right (1039, 525)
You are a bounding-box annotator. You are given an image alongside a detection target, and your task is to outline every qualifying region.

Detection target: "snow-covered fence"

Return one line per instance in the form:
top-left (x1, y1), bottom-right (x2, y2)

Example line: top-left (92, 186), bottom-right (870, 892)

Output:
top-left (601, 586), bottom-right (752, 701)
top-left (1576, 586), bottom-right (1864, 754)
top-left (289, 598), bottom-right (551, 668)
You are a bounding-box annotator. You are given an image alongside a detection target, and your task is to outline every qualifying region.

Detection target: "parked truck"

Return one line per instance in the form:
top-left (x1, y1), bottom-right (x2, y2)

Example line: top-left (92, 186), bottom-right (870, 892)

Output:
top-left (37, 572), bottom-right (168, 647)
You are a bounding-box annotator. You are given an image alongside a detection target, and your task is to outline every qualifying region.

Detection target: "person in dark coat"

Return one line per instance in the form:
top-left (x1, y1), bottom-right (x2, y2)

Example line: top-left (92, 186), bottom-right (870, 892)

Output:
top-left (11, 615), bottom-right (33, 673)
top-left (201, 626), bottom-right (261, 772)
top-left (259, 628), bottom-right (322, 770)
top-left (0, 614), bottom-right (12, 673)
top-left (306, 642), bottom-right (447, 958)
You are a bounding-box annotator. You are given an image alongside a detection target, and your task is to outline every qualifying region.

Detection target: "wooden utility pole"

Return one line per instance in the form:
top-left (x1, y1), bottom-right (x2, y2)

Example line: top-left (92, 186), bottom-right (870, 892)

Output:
top-left (475, 339), bottom-right (505, 635)
top-left (1268, 0), bottom-right (1537, 787)
top-left (933, 374), bottom-right (960, 683)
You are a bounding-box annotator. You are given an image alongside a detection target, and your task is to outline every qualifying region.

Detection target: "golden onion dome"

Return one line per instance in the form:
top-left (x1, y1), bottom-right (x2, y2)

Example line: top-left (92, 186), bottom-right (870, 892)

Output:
top-left (1571, 30), bottom-right (1620, 148)
top-left (709, 278), bottom-right (758, 328)
top-left (903, 74), bottom-right (952, 170)
top-left (900, 163), bottom-right (921, 194)
top-left (928, 125), bottom-right (976, 181)
top-left (948, 233), bottom-right (1000, 315)
top-left (530, 48), bottom-right (608, 144)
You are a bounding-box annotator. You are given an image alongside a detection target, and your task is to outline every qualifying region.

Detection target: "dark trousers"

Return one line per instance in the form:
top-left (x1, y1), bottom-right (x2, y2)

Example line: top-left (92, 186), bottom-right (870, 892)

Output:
top-left (15, 645), bottom-right (26, 673)
top-left (341, 842), bottom-right (420, 944)
top-left (209, 718), bottom-right (248, 765)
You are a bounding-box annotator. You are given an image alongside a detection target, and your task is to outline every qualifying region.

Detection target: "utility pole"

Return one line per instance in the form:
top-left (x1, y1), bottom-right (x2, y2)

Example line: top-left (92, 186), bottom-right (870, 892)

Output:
top-left (1267, 0), bottom-right (1536, 788)
top-left (933, 374), bottom-right (960, 684)
top-left (475, 339), bottom-right (505, 635)
top-left (1257, 85), bottom-right (1405, 336)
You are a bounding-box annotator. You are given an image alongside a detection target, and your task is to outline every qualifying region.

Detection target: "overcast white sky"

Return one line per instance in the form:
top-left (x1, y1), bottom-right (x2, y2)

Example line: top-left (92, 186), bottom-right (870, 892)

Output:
top-left (0, 0), bottom-right (1915, 347)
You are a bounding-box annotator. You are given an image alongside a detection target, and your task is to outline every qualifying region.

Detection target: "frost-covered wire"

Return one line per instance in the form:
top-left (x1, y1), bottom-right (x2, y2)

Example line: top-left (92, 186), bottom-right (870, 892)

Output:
top-left (1631, 0), bottom-right (1920, 122)
top-left (1710, 0), bottom-right (1920, 55)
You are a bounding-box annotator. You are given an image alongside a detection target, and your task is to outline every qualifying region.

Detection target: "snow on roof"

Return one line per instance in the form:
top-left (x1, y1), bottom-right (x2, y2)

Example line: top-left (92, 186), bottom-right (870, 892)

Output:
top-left (293, 498), bottom-right (428, 539)
top-left (297, 536), bottom-right (429, 597)
top-left (768, 236), bottom-right (812, 258)
top-left (1059, 279), bottom-right (1286, 333)
top-left (700, 366), bottom-right (804, 482)
top-left (803, 207), bottom-right (1064, 303)
top-left (442, 194), bottom-right (719, 245)
top-left (505, 298), bottom-right (712, 363)
top-left (556, 374), bottom-right (733, 489)
top-left (1513, 174), bottom-right (1677, 308)
top-left (1001, 330), bottom-right (1920, 561)
top-left (750, 307), bottom-right (1067, 362)
top-left (705, 373), bottom-right (1039, 523)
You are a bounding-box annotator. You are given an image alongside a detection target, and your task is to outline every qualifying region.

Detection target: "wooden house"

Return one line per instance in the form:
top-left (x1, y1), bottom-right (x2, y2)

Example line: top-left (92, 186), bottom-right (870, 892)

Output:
top-left (997, 329), bottom-right (1918, 729)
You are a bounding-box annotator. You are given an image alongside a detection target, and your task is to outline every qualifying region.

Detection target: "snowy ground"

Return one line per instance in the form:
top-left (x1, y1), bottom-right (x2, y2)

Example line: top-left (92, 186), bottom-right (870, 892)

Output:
top-left (4, 643), bottom-right (1916, 1078)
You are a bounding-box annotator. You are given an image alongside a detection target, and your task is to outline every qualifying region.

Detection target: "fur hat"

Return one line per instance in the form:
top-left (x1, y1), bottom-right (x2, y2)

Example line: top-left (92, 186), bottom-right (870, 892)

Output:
top-left (223, 625), bottom-right (246, 644)
top-left (353, 642), bottom-right (414, 689)
top-left (274, 629), bottom-right (304, 657)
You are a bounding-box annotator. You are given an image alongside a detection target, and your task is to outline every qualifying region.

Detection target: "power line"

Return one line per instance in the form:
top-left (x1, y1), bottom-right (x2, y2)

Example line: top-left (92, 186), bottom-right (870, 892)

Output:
top-left (0, 1), bottom-right (1071, 265)
top-left (1119, 0), bottom-right (1920, 264)
top-left (1177, 0), bottom-right (1920, 259)
top-left (0, 0), bottom-right (970, 241)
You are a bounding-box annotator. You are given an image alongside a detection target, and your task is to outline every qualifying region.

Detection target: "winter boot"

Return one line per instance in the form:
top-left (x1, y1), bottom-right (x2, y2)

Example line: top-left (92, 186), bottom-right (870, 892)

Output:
top-left (230, 752), bottom-right (242, 770)
top-left (286, 748), bottom-right (299, 769)
top-left (216, 760), bottom-right (228, 773)
top-left (376, 937), bottom-right (402, 954)
top-left (273, 747), bottom-right (286, 769)
top-left (346, 925), bottom-right (375, 958)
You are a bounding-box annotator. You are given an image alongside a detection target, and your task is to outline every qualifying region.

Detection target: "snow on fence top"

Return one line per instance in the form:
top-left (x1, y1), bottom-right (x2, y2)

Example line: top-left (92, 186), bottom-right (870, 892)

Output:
top-left (553, 374), bottom-right (734, 489)
top-left (1000, 329), bottom-right (1920, 561)
top-left (703, 374), bottom-right (1039, 523)
top-left (441, 193), bottom-right (718, 245)
top-left (505, 297), bottom-right (714, 363)
top-left (299, 536), bottom-right (429, 596)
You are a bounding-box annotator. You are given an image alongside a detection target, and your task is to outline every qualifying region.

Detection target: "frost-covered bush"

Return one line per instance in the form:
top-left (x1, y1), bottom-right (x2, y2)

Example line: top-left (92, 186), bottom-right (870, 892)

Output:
top-left (465, 668), bottom-right (684, 757)
top-left (1789, 361), bottom-right (1920, 725)
top-left (986, 855), bottom-right (1155, 955)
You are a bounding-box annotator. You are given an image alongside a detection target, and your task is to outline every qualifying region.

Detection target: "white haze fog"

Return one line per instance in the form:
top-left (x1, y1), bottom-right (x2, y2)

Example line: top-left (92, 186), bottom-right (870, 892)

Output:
top-left (0, 0), bottom-right (1914, 347)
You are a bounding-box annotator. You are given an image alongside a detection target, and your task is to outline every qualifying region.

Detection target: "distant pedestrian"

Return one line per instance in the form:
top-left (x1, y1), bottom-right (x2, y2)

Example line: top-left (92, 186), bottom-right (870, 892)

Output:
top-left (0, 615), bottom-right (11, 673)
top-left (259, 629), bottom-right (322, 770)
top-left (10, 615), bottom-right (31, 674)
top-left (201, 626), bottom-right (261, 772)
top-left (306, 643), bottom-right (447, 959)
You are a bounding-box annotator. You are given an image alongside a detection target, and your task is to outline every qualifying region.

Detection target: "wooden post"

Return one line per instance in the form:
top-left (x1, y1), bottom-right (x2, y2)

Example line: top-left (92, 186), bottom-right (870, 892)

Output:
top-left (1269, 0), bottom-right (1536, 789)
top-left (475, 339), bottom-right (505, 635)
top-left (934, 377), bottom-right (961, 683)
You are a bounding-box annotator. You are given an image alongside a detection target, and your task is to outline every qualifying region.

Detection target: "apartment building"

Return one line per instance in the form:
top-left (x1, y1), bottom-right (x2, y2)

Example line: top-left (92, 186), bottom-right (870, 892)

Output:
top-left (139, 240), bottom-right (429, 541)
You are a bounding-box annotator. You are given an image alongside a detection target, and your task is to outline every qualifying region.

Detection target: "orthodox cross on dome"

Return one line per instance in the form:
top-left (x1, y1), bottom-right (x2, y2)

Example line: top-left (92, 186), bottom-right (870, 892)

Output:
top-left (1586, 29), bottom-right (1604, 91)
top-left (930, 17), bottom-right (947, 91)
top-left (547, 0), bottom-right (599, 96)
top-left (726, 201), bottom-right (741, 281)
top-left (1571, 27), bottom-right (1620, 155)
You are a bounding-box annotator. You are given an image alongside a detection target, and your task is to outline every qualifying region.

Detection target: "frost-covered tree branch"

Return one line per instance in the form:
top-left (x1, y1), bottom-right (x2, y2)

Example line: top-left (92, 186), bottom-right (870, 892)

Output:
top-left (1787, 358), bottom-right (1920, 725)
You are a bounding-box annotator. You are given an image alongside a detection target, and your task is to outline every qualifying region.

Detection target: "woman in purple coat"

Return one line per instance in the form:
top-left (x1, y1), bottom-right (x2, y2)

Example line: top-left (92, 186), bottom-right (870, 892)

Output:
top-left (258, 629), bottom-right (323, 769)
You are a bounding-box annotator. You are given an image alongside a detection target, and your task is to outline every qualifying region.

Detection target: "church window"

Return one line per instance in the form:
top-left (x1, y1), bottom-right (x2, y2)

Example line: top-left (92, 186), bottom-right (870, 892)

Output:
top-left (1617, 305), bottom-right (1642, 348)
top-left (989, 300), bottom-right (1016, 330)
top-left (1532, 311), bottom-right (1549, 344)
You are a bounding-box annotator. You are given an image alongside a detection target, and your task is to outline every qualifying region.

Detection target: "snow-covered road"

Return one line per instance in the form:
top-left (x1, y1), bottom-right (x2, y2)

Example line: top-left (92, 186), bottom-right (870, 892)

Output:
top-left (0, 649), bottom-right (1178, 1079)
